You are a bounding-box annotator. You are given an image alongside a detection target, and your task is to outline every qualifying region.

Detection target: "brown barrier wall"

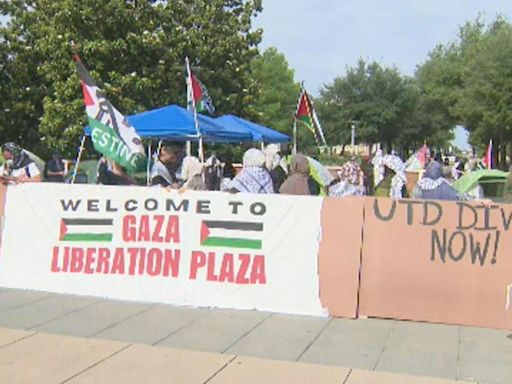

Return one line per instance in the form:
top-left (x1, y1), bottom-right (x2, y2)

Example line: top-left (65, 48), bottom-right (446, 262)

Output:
top-left (319, 197), bottom-right (364, 318)
top-left (359, 197), bottom-right (512, 329)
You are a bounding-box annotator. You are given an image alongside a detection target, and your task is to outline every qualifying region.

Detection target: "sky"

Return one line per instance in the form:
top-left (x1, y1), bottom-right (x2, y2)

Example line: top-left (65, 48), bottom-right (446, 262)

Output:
top-left (254, 0), bottom-right (512, 150)
top-left (253, 0), bottom-right (512, 94)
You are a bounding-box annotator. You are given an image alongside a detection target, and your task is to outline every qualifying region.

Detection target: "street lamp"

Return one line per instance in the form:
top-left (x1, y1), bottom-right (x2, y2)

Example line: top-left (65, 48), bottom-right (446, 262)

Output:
top-left (350, 120), bottom-right (359, 153)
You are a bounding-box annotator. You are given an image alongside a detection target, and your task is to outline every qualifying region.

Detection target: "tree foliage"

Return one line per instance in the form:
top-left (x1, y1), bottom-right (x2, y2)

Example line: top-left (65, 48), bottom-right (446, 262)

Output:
top-left (0, 0), bottom-right (263, 157)
top-left (317, 60), bottom-right (426, 152)
top-left (250, 47), bottom-right (300, 136)
top-left (417, 17), bottom-right (512, 167)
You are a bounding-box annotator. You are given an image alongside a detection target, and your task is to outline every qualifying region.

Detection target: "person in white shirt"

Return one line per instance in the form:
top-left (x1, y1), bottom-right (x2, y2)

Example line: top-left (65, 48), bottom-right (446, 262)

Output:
top-left (0, 142), bottom-right (41, 184)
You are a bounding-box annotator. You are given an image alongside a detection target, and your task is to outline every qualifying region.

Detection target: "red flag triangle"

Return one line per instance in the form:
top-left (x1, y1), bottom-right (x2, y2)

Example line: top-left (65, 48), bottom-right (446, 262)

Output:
top-left (59, 220), bottom-right (68, 241)
top-left (80, 81), bottom-right (94, 106)
top-left (200, 221), bottom-right (210, 244)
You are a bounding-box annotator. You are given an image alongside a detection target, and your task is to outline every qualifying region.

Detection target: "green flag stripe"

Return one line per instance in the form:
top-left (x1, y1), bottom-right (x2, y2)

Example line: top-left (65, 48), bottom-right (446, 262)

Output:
top-left (62, 233), bottom-right (113, 242)
top-left (202, 237), bottom-right (262, 250)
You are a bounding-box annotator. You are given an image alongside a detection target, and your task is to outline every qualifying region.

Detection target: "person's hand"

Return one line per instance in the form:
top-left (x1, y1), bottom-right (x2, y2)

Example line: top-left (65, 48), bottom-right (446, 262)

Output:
top-left (474, 198), bottom-right (493, 207)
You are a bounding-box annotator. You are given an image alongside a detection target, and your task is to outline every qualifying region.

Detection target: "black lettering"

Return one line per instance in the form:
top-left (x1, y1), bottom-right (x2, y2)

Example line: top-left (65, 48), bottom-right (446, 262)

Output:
top-left (399, 200), bottom-right (422, 225)
top-left (492, 230), bottom-right (500, 265)
top-left (250, 202), bottom-right (266, 216)
top-left (431, 229), bottom-right (447, 263)
top-left (60, 199), bottom-right (81, 212)
top-left (166, 199), bottom-right (189, 212)
top-left (475, 206), bottom-right (498, 231)
top-left (423, 201), bottom-right (442, 226)
top-left (125, 199), bottom-right (138, 212)
top-left (197, 200), bottom-right (211, 214)
top-left (373, 199), bottom-right (396, 222)
top-left (500, 208), bottom-right (512, 231)
top-left (448, 231), bottom-right (467, 262)
top-left (469, 233), bottom-right (492, 266)
top-left (144, 198), bottom-right (158, 211)
top-left (229, 201), bottom-right (243, 214)
top-left (456, 202), bottom-right (478, 230)
top-left (87, 199), bottom-right (100, 212)
top-left (106, 199), bottom-right (118, 212)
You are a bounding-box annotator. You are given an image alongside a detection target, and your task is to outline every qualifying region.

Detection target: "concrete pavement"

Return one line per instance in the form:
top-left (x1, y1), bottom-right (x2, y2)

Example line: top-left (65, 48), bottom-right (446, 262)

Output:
top-left (0, 288), bottom-right (510, 383)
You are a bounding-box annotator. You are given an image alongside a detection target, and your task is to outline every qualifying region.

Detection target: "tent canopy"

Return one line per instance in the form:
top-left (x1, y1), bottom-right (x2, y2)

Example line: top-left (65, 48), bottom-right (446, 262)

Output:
top-left (453, 169), bottom-right (509, 195)
top-left (84, 104), bottom-right (252, 143)
top-left (215, 115), bottom-right (290, 143)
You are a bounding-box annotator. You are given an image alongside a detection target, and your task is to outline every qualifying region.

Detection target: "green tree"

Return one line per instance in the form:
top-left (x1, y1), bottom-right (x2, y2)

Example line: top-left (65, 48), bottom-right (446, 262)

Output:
top-left (0, 0), bottom-right (263, 157)
top-left (318, 60), bottom-right (422, 152)
top-left (250, 47), bottom-right (300, 136)
top-left (417, 17), bottom-right (512, 168)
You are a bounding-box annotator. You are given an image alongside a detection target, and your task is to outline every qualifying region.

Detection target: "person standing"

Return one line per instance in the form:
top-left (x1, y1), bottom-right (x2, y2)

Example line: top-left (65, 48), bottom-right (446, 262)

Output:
top-left (44, 152), bottom-right (66, 182)
top-left (0, 142), bottom-right (41, 184)
top-left (150, 143), bottom-right (185, 188)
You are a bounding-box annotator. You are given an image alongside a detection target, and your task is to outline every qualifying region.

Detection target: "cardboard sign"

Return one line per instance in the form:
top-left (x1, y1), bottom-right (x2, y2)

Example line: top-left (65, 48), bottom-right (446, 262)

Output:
top-left (359, 197), bottom-right (512, 329)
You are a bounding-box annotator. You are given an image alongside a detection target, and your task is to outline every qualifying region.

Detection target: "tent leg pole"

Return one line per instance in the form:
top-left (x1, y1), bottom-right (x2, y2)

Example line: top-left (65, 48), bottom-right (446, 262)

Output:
top-left (186, 141), bottom-right (191, 156)
top-left (146, 141), bottom-right (152, 186)
top-left (71, 135), bottom-right (86, 184)
top-left (198, 136), bottom-right (204, 163)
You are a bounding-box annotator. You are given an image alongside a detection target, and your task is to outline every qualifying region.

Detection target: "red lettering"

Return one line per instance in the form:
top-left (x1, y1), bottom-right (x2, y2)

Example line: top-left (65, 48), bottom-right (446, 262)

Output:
top-left (123, 215), bottom-right (137, 242)
top-left (236, 254), bottom-right (250, 284)
top-left (62, 247), bottom-right (70, 272)
top-left (152, 215), bottom-right (165, 242)
top-left (218, 253), bottom-right (234, 283)
top-left (207, 252), bottom-right (219, 281)
top-left (165, 216), bottom-right (180, 243)
top-left (96, 248), bottom-right (110, 273)
top-left (138, 248), bottom-right (146, 275)
top-left (111, 248), bottom-right (125, 274)
top-left (70, 248), bottom-right (84, 273)
top-left (127, 248), bottom-right (139, 275)
top-left (147, 249), bottom-right (162, 276)
top-left (51, 247), bottom-right (61, 272)
top-left (84, 248), bottom-right (96, 274)
top-left (162, 249), bottom-right (180, 277)
top-left (250, 255), bottom-right (266, 284)
top-left (138, 215), bottom-right (150, 242)
top-left (189, 251), bottom-right (206, 279)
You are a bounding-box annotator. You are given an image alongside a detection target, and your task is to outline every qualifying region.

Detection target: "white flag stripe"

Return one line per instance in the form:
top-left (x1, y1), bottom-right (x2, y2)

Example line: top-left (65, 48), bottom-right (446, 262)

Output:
top-left (207, 227), bottom-right (262, 240)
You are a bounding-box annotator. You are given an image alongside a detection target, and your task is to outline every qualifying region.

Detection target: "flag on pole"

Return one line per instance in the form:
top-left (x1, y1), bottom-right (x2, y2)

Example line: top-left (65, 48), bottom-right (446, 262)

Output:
top-left (186, 59), bottom-right (215, 115)
top-left (482, 139), bottom-right (493, 169)
top-left (74, 54), bottom-right (146, 172)
top-left (417, 143), bottom-right (429, 168)
top-left (294, 88), bottom-right (327, 147)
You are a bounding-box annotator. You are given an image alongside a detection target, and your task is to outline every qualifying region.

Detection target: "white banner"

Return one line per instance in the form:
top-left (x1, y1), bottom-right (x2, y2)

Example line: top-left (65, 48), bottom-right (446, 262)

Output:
top-left (0, 184), bottom-right (326, 316)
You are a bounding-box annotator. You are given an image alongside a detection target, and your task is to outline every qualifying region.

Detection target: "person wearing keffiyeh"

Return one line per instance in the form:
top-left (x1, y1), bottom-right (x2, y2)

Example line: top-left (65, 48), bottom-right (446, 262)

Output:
top-left (228, 148), bottom-right (274, 194)
top-left (372, 152), bottom-right (407, 199)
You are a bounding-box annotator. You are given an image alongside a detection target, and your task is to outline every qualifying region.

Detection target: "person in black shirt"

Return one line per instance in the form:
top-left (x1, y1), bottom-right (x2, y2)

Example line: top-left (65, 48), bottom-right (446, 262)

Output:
top-left (44, 152), bottom-right (65, 182)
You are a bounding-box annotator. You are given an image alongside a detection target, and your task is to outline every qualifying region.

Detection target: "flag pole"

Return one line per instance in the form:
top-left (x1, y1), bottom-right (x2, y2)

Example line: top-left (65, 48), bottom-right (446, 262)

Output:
top-left (292, 82), bottom-right (304, 155)
top-left (293, 120), bottom-right (297, 155)
top-left (71, 135), bottom-right (86, 184)
top-left (185, 56), bottom-right (204, 162)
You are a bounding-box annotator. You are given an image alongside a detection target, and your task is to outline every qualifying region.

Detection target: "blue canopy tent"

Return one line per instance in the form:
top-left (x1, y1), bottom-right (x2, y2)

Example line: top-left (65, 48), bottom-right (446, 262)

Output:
top-left (84, 104), bottom-right (252, 143)
top-left (215, 114), bottom-right (290, 143)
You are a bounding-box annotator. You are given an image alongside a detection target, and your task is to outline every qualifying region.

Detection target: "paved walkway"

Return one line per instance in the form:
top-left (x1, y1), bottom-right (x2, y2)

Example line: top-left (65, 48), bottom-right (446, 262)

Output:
top-left (0, 288), bottom-right (511, 383)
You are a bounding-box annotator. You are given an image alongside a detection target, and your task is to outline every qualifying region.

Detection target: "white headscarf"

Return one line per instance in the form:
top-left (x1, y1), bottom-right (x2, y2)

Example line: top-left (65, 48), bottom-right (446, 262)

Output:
top-left (243, 148), bottom-right (266, 167)
top-left (264, 144), bottom-right (281, 171)
top-left (181, 156), bottom-right (203, 182)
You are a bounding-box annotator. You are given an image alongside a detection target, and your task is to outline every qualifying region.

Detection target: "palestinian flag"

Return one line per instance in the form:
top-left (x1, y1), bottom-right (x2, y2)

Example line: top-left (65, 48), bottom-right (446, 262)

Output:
top-left (74, 54), bottom-right (146, 172)
top-left (482, 139), bottom-right (493, 170)
top-left (186, 58), bottom-right (215, 115)
top-left (200, 220), bottom-right (263, 250)
top-left (59, 218), bottom-right (113, 242)
top-left (294, 88), bottom-right (327, 147)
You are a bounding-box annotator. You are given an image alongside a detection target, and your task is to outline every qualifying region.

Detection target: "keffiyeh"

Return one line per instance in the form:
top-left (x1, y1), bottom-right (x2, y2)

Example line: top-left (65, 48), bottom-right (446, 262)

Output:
top-left (229, 166), bottom-right (274, 194)
top-left (372, 153), bottom-right (406, 199)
